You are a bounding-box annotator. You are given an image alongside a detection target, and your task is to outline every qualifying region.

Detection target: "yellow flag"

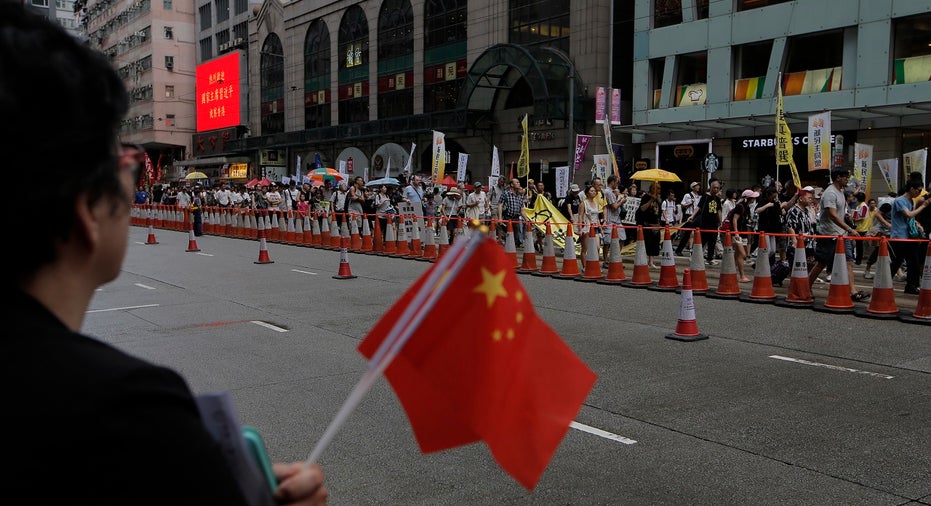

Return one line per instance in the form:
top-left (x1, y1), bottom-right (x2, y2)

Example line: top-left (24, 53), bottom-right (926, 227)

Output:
top-left (517, 114), bottom-right (529, 178)
top-left (525, 194), bottom-right (581, 255)
top-left (432, 130), bottom-right (446, 184)
top-left (775, 83), bottom-right (801, 188)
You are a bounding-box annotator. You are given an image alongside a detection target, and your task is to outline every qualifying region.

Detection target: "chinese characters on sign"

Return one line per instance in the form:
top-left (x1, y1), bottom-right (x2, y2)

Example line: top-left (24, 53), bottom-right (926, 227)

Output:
top-left (195, 52), bottom-right (242, 132)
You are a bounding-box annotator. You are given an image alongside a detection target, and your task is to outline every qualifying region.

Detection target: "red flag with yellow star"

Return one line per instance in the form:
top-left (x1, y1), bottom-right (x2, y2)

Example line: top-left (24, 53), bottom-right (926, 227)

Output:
top-left (358, 236), bottom-right (597, 490)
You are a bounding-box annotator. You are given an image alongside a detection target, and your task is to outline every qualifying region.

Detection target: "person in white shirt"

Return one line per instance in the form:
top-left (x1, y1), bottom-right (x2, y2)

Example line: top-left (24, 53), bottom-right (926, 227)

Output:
top-left (215, 186), bottom-right (232, 207)
top-left (660, 190), bottom-right (680, 227)
top-left (675, 182), bottom-right (701, 256)
top-left (463, 182), bottom-right (486, 222)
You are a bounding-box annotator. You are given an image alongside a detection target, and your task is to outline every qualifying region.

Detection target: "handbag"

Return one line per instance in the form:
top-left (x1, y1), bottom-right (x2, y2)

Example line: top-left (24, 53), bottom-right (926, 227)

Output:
top-left (907, 217), bottom-right (922, 238)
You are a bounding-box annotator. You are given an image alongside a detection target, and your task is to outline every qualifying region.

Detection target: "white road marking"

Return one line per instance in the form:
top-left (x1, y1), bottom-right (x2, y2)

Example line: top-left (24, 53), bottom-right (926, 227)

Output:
top-left (134, 283), bottom-right (156, 290)
top-left (196, 252), bottom-right (214, 257)
top-left (251, 320), bottom-right (288, 333)
top-left (769, 355), bottom-right (894, 379)
top-left (87, 304), bottom-right (160, 313)
top-left (570, 421), bottom-right (637, 444)
top-left (292, 269), bottom-right (318, 275)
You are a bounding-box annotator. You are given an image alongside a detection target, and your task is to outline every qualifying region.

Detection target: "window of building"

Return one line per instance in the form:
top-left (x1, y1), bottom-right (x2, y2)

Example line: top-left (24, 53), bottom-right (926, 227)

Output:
top-left (260, 33), bottom-right (285, 134)
top-left (165, 84), bottom-right (174, 97)
top-left (733, 41), bottom-right (772, 101)
top-left (165, 55), bottom-right (174, 70)
top-left (893, 13), bottom-right (931, 85)
top-left (163, 0), bottom-right (172, 10)
top-left (234, 0), bottom-right (246, 15)
top-left (377, 0), bottom-right (413, 119)
top-left (216, 29), bottom-right (230, 51)
top-left (784, 30), bottom-right (843, 95)
top-left (338, 5), bottom-right (370, 124)
top-left (654, 0), bottom-right (681, 28)
top-left (215, 0), bottom-right (228, 23)
top-left (424, 0), bottom-right (467, 114)
top-left (166, 114), bottom-right (176, 127)
top-left (694, 0), bottom-right (709, 19)
top-left (31, 0), bottom-right (48, 7)
top-left (200, 37), bottom-right (213, 61)
top-left (199, 3), bottom-right (212, 31)
top-left (675, 51), bottom-right (707, 106)
top-left (233, 21), bottom-right (248, 44)
top-left (304, 20), bottom-right (332, 129)
top-left (164, 26), bottom-right (173, 39)
top-left (650, 58), bottom-right (665, 109)
top-left (737, 0), bottom-right (792, 11)
top-left (508, 0), bottom-right (569, 53)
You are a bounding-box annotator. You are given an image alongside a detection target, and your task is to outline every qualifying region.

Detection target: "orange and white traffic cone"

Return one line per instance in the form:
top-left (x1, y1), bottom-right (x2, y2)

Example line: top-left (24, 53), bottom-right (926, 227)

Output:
top-left (741, 232), bottom-right (776, 304)
top-left (360, 218), bottom-right (374, 253)
top-left (577, 223), bottom-right (603, 281)
top-left (899, 239), bottom-right (931, 325)
top-left (329, 218), bottom-right (341, 249)
top-left (650, 226), bottom-right (679, 291)
top-left (687, 227), bottom-right (708, 294)
top-left (856, 238), bottom-right (902, 319)
top-left (254, 213), bottom-right (274, 265)
top-left (293, 212), bottom-right (304, 244)
top-left (517, 222), bottom-right (539, 274)
top-left (624, 226), bottom-right (652, 288)
top-left (598, 224), bottom-right (627, 284)
top-left (395, 220), bottom-right (411, 257)
top-left (144, 208), bottom-right (159, 245)
top-left (185, 222), bottom-right (201, 252)
top-left (319, 214), bottom-right (331, 248)
top-left (665, 269), bottom-right (708, 342)
top-left (503, 221), bottom-right (519, 268)
top-left (814, 236), bottom-right (856, 313)
top-left (409, 219), bottom-right (424, 258)
top-left (553, 222), bottom-right (580, 279)
top-left (332, 248), bottom-right (357, 279)
top-left (420, 217), bottom-right (438, 261)
top-left (534, 222), bottom-right (559, 276)
top-left (776, 234), bottom-right (815, 308)
top-left (285, 211), bottom-right (297, 243)
top-left (371, 217), bottom-right (385, 254)
top-left (302, 213), bottom-right (313, 245)
top-left (349, 217), bottom-right (362, 251)
top-left (340, 219), bottom-right (352, 250)
top-left (436, 219), bottom-right (450, 257)
top-left (382, 222), bottom-right (398, 255)
top-left (707, 232), bottom-right (741, 299)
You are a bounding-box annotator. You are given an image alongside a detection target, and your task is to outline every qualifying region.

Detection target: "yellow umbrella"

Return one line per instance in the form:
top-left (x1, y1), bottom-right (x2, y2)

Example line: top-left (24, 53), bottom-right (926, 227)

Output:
top-left (630, 168), bottom-right (681, 183)
top-left (184, 171), bottom-right (209, 180)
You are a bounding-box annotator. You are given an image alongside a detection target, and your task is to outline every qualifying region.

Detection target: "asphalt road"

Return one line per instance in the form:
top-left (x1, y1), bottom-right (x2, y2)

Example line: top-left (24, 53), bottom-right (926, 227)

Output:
top-left (82, 226), bottom-right (931, 505)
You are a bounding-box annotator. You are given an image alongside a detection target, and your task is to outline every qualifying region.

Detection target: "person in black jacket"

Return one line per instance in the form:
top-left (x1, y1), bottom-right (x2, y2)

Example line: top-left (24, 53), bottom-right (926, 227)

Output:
top-left (0, 6), bottom-right (327, 505)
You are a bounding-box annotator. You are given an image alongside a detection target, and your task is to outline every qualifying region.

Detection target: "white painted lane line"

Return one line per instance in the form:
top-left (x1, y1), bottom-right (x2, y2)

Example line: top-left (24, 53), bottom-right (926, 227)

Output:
top-left (292, 269), bottom-right (318, 275)
top-left (196, 252), bottom-right (214, 257)
top-left (134, 283), bottom-right (156, 290)
top-left (87, 304), bottom-right (160, 313)
top-left (769, 355), bottom-right (894, 379)
top-left (570, 421), bottom-right (637, 444)
top-left (251, 320), bottom-right (288, 333)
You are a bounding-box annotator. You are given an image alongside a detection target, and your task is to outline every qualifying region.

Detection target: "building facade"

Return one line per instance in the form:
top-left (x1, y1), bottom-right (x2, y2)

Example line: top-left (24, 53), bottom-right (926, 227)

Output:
top-left (188, 0), bottom-right (930, 198)
top-left (25, 0), bottom-right (83, 38)
top-left (627, 0), bottom-right (931, 195)
top-left (85, 0), bottom-right (197, 181)
top-left (191, 0), bottom-right (631, 190)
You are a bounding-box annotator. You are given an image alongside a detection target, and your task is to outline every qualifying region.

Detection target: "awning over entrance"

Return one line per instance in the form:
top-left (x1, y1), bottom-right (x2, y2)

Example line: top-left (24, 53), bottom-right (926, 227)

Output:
top-left (459, 43), bottom-right (584, 121)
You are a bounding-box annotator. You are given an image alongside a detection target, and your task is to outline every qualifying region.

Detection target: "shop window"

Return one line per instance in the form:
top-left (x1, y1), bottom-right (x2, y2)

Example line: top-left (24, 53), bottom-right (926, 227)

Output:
top-left (893, 13), bottom-right (931, 85)
top-left (783, 30), bottom-right (843, 95)
top-left (654, 0), bottom-right (681, 28)
top-left (733, 41), bottom-right (772, 101)
top-left (675, 51), bottom-right (707, 106)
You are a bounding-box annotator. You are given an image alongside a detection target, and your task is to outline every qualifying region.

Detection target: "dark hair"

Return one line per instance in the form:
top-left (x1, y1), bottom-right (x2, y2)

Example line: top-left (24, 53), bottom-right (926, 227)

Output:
top-left (879, 203), bottom-right (892, 214)
top-left (2, 4), bottom-right (129, 274)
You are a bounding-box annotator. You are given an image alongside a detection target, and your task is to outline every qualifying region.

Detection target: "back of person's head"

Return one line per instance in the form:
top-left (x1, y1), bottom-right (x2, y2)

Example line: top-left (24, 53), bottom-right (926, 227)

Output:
top-left (2, 4), bottom-right (128, 275)
top-left (903, 179), bottom-right (923, 193)
top-left (879, 202), bottom-right (892, 214)
top-left (855, 192), bottom-right (866, 203)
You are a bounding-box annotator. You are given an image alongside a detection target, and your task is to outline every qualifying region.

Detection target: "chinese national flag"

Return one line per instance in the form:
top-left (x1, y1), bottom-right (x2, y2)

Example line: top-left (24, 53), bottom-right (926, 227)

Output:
top-left (358, 237), bottom-right (597, 490)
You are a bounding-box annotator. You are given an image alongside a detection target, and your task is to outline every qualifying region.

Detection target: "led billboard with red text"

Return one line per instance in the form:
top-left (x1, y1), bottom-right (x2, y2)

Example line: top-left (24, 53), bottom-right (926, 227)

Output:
top-left (196, 51), bottom-right (242, 132)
